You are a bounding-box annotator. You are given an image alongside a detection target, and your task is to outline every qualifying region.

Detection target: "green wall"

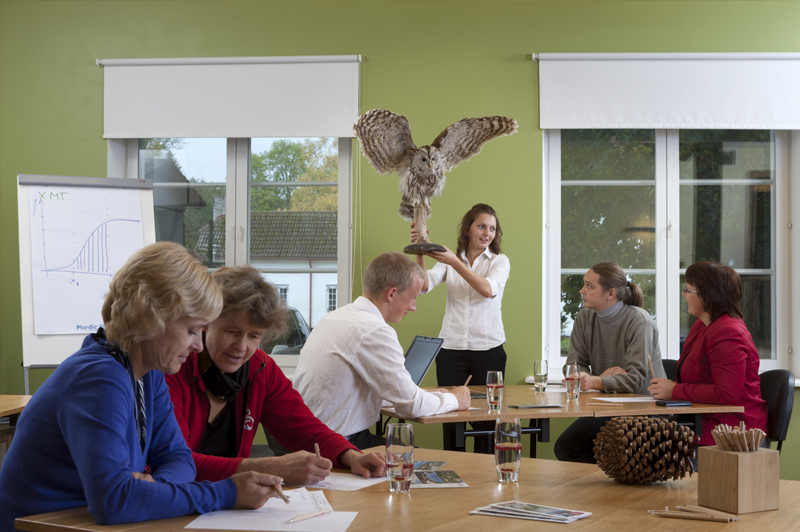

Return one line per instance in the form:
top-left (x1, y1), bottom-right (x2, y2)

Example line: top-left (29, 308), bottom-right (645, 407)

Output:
top-left (2, 0), bottom-right (800, 478)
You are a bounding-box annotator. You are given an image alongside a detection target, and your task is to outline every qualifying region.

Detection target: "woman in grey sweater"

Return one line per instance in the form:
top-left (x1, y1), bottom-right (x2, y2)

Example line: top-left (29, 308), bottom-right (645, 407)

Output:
top-left (554, 262), bottom-right (665, 463)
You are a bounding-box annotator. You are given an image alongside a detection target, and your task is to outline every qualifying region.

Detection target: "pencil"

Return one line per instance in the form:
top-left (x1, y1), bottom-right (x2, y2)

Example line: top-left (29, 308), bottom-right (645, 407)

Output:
top-left (285, 508), bottom-right (333, 524)
top-left (588, 402), bottom-right (624, 407)
top-left (676, 506), bottom-right (738, 521)
top-left (463, 375), bottom-right (472, 386)
top-left (273, 483), bottom-right (290, 504)
top-left (314, 442), bottom-right (321, 459)
top-left (648, 511), bottom-right (730, 523)
top-left (648, 356), bottom-right (655, 379)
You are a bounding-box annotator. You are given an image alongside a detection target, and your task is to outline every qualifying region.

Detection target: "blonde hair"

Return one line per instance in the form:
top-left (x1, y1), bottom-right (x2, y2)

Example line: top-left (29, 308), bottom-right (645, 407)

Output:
top-left (363, 251), bottom-right (425, 298)
top-left (102, 242), bottom-right (222, 352)
top-left (211, 265), bottom-right (289, 342)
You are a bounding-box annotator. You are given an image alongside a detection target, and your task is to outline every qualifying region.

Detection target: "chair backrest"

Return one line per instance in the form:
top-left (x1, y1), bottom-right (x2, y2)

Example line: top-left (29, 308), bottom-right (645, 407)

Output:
top-left (662, 359), bottom-right (678, 381)
top-left (759, 369), bottom-right (795, 450)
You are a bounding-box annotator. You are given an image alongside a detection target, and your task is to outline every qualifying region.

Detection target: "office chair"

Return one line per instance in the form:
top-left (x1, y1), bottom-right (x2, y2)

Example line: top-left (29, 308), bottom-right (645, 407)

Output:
top-left (759, 369), bottom-right (795, 453)
top-left (662, 359), bottom-right (678, 381)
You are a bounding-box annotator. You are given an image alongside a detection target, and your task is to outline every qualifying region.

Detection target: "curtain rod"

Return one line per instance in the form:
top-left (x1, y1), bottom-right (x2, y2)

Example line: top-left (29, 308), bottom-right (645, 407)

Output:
top-left (97, 55), bottom-right (361, 67)
top-left (533, 52), bottom-right (800, 61)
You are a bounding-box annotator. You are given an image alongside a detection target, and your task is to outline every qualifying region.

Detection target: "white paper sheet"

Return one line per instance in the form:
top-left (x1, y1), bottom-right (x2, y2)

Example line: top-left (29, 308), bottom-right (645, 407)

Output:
top-left (594, 396), bottom-right (658, 403)
top-left (28, 186), bottom-right (144, 335)
top-left (186, 488), bottom-right (357, 531)
top-left (287, 472), bottom-right (387, 491)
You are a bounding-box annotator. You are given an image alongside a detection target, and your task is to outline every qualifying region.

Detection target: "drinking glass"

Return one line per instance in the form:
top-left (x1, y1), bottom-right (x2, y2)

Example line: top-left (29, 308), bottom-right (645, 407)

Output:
top-left (533, 359), bottom-right (548, 392)
top-left (565, 363), bottom-right (581, 401)
top-left (486, 370), bottom-right (504, 411)
top-left (495, 416), bottom-right (522, 482)
top-left (386, 423), bottom-right (414, 493)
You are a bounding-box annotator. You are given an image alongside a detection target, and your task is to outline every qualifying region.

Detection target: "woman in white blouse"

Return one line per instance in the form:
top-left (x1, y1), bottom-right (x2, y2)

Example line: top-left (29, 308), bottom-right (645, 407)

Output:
top-left (411, 203), bottom-right (510, 452)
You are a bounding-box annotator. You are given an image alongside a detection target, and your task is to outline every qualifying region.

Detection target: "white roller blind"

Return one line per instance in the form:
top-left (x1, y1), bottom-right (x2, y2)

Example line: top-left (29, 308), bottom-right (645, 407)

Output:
top-left (99, 56), bottom-right (360, 138)
top-left (536, 53), bottom-right (800, 130)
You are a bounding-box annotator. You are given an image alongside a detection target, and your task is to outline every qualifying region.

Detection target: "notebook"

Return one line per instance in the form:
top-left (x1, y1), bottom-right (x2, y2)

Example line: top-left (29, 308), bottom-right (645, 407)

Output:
top-left (404, 335), bottom-right (444, 385)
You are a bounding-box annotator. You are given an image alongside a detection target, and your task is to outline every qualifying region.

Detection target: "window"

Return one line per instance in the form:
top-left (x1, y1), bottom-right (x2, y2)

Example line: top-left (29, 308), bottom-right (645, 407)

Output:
top-left (277, 286), bottom-right (289, 302)
top-left (327, 286), bottom-right (337, 313)
top-left (124, 135), bottom-right (353, 372)
top-left (139, 138), bottom-right (228, 268)
top-left (544, 129), bottom-right (784, 374)
top-left (557, 130), bottom-right (657, 357)
top-left (248, 138), bottom-right (338, 331)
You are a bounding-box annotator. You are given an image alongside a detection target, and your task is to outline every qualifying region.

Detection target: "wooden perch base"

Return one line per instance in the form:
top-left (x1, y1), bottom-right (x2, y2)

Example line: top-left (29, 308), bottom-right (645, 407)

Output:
top-left (404, 243), bottom-right (446, 255)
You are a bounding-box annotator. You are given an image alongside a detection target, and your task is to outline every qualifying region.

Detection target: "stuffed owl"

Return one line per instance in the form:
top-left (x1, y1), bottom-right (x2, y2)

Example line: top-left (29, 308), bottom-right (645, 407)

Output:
top-left (354, 109), bottom-right (517, 245)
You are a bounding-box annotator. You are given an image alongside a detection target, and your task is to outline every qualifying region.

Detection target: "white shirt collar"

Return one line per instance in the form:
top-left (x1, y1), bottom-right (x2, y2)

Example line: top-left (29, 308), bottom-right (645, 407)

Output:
top-left (459, 248), bottom-right (495, 264)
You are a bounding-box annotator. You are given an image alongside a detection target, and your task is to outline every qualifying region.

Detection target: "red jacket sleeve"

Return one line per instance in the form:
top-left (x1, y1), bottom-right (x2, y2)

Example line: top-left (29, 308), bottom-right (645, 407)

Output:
top-left (255, 355), bottom-right (359, 467)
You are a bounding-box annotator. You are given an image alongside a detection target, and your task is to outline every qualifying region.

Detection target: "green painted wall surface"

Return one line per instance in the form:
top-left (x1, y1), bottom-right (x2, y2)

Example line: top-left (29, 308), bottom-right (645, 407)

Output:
top-left (2, 0), bottom-right (800, 477)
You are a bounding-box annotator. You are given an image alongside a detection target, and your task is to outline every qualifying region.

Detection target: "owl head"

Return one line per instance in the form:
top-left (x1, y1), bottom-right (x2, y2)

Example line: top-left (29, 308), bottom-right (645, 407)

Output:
top-left (410, 146), bottom-right (442, 179)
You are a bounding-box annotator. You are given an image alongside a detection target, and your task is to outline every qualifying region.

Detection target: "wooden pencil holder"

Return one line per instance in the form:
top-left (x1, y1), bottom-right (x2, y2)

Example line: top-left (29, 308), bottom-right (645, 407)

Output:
top-left (697, 446), bottom-right (780, 514)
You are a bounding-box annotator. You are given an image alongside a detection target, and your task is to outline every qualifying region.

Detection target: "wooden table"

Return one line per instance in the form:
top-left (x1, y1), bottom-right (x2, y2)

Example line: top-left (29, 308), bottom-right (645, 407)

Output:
top-left (15, 447), bottom-right (798, 532)
top-left (0, 395), bottom-right (32, 428)
top-left (381, 386), bottom-right (745, 457)
top-left (0, 395), bottom-right (32, 462)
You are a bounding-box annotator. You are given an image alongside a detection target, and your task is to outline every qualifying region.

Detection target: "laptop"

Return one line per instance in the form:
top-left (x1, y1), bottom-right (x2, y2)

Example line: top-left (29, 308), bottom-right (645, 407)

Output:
top-left (403, 335), bottom-right (444, 385)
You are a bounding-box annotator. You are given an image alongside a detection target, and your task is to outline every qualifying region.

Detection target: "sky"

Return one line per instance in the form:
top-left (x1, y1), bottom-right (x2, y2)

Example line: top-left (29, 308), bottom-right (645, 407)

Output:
top-left (170, 138), bottom-right (305, 182)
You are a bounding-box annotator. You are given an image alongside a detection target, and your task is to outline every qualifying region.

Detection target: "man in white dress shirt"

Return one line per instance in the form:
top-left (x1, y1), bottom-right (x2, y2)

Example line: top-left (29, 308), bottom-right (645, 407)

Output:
top-left (294, 252), bottom-right (472, 449)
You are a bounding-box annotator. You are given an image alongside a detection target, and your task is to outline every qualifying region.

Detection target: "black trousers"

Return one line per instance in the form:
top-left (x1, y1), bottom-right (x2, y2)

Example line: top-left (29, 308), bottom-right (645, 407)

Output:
top-left (267, 427), bottom-right (384, 455)
top-left (346, 428), bottom-right (387, 450)
top-left (553, 417), bottom-right (608, 463)
top-left (436, 345), bottom-right (507, 453)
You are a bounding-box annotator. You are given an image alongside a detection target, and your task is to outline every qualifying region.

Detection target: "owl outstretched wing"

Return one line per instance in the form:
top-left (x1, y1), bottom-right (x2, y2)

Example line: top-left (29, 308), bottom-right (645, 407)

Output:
top-left (353, 109), bottom-right (417, 176)
top-left (431, 116), bottom-right (518, 173)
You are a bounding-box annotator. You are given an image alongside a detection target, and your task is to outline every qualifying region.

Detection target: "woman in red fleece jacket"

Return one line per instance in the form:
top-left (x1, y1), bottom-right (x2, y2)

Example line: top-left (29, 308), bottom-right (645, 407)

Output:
top-left (648, 261), bottom-right (768, 446)
top-left (166, 265), bottom-right (385, 484)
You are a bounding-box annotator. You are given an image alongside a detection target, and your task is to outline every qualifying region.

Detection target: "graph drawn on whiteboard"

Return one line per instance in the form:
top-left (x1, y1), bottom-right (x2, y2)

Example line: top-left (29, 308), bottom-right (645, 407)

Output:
top-left (29, 186), bottom-right (144, 334)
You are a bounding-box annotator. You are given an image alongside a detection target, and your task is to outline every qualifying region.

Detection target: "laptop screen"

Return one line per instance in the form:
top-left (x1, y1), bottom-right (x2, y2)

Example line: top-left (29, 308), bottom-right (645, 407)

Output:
top-left (403, 336), bottom-right (444, 385)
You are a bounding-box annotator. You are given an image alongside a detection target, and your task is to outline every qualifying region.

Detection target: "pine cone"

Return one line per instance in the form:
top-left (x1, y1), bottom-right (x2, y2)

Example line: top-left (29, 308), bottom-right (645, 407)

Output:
top-left (593, 416), bottom-right (698, 484)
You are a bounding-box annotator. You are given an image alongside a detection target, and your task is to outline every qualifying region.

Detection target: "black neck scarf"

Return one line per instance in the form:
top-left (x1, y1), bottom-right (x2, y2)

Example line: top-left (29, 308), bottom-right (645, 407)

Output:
top-left (93, 328), bottom-right (146, 453)
top-left (198, 344), bottom-right (249, 402)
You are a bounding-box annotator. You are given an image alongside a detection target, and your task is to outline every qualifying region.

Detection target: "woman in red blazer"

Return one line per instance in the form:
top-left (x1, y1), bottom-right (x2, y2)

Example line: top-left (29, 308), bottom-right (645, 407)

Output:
top-left (648, 261), bottom-right (768, 446)
top-left (166, 265), bottom-right (385, 484)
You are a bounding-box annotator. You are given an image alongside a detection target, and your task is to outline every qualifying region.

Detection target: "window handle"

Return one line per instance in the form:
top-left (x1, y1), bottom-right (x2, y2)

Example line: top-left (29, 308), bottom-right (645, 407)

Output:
top-left (667, 220), bottom-right (674, 238)
top-left (238, 222), bottom-right (245, 243)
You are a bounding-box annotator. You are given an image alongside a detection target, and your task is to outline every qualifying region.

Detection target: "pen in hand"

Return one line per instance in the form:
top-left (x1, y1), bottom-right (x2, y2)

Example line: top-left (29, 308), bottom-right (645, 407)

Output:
top-left (273, 483), bottom-right (290, 504)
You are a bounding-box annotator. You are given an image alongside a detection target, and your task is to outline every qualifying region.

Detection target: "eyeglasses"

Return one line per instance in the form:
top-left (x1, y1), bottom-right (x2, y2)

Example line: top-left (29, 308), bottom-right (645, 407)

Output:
top-left (682, 288), bottom-right (698, 295)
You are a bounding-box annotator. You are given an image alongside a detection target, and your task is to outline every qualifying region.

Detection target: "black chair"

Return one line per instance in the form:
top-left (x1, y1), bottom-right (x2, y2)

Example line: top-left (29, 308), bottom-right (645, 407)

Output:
top-left (760, 369), bottom-right (795, 453)
top-left (662, 359), bottom-right (678, 381)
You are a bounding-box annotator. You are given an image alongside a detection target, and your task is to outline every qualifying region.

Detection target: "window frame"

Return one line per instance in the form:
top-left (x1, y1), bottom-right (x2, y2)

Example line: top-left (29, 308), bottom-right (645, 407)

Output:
top-left (542, 129), bottom-right (790, 379)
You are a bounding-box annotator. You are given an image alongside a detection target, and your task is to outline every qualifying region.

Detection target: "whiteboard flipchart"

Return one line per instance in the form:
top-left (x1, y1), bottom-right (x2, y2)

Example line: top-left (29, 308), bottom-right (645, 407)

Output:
top-left (18, 175), bottom-right (155, 368)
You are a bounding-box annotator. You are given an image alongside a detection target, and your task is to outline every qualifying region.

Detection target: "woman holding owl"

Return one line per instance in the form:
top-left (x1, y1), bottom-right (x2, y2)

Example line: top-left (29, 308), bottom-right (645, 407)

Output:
top-left (410, 203), bottom-right (510, 453)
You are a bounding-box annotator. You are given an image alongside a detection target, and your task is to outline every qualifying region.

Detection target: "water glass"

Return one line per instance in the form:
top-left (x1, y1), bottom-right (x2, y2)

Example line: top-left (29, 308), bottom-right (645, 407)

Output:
top-left (486, 370), bottom-right (504, 411)
top-left (495, 416), bottom-right (521, 482)
top-left (565, 363), bottom-right (581, 401)
top-left (533, 359), bottom-right (548, 392)
top-left (386, 423), bottom-right (414, 493)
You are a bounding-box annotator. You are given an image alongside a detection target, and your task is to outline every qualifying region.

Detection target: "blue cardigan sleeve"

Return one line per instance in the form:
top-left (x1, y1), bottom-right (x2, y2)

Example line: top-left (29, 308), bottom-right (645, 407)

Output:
top-left (59, 362), bottom-right (237, 525)
top-left (146, 371), bottom-right (198, 484)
